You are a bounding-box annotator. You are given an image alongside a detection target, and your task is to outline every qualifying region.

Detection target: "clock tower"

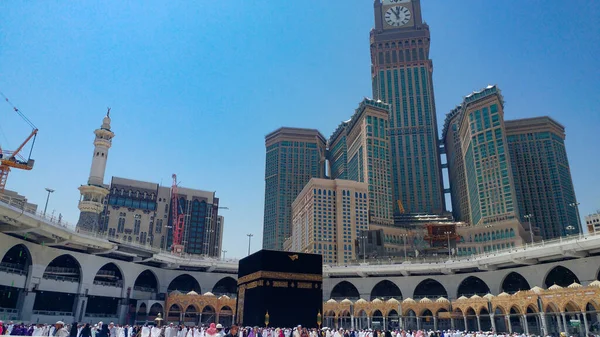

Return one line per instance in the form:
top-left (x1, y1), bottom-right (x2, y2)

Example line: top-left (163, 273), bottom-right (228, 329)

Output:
top-left (370, 0), bottom-right (445, 216)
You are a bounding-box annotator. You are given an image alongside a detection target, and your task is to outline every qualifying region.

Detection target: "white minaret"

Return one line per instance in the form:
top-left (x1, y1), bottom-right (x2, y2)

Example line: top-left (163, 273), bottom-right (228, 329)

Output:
top-left (76, 109), bottom-right (115, 232)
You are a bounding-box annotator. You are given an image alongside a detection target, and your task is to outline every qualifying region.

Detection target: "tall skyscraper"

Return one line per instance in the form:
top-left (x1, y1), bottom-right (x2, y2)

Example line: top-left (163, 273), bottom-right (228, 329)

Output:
top-left (77, 111), bottom-right (114, 232)
top-left (370, 0), bottom-right (445, 215)
top-left (442, 105), bottom-right (470, 224)
top-left (328, 122), bottom-right (349, 180)
top-left (289, 178), bottom-right (369, 264)
top-left (345, 98), bottom-right (394, 225)
top-left (263, 127), bottom-right (327, 250)
top-left (505, 117), bottom-right (580, 239)
top-left (445, 85), bottom-right (526, 248)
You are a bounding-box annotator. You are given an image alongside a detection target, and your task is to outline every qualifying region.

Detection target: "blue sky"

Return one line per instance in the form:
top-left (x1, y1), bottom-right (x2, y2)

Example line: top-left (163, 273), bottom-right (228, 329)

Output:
top-left (1, 1), bottom-right (598, 258)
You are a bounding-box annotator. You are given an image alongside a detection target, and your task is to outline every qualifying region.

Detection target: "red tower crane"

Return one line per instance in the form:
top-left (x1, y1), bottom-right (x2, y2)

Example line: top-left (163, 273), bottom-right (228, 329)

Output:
top-left (171, 174), bottom-right (185, 254)
top-left (0, 93), bottom-right (38, 192)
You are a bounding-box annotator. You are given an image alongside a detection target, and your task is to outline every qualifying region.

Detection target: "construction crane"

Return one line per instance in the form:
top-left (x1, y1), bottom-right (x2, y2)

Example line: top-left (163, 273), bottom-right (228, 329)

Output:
top-left (170, 174), bottom-right (185, 254)
top-left (0, 93), bottom-right (38, 192)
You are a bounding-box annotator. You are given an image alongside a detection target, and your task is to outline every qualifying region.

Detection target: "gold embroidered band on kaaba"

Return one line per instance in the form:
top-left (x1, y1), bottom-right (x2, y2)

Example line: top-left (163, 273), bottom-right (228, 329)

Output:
top-left (238, 271), bottom-right (322, 285)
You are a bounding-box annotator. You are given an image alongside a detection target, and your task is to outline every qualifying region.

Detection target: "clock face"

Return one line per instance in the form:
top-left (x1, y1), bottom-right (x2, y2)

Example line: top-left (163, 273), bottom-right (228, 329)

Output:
top-left (385, 6), bottom-right (411, 27)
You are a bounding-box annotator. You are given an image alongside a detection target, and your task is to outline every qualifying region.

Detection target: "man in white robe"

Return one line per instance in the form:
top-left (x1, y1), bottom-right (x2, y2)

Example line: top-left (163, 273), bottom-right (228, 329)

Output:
top-left (166, 324), bottom-right (177, 337)
top-left (142, 326), bottom-right (151, 337)
top-left (150, 326), bottom-right (162, 337)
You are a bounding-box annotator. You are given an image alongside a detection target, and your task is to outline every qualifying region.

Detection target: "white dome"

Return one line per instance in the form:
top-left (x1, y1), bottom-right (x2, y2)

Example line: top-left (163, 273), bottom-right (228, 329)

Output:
top-left (372, 298), bottom-right (383, 303)
top-left (218, 295), bottom-right (230, 300)
top-left (568, 282), bottom-right (582, 289)
top-left (588, 280), bottom-right (600, 288)
top-left (483, 293), bottom-right (495, 300)
top-left (341, 299), bottom-right (353, 304)
top-left (203, 292), bottom-right (216, 296)
top-left (419, 297), bottom-right (432, 303)
top-left (470, 294), bottom-right (481, 299)
top-left (326, 299), bottom-right (337, 304)
top-left (402, 298), bottom-right (416, 304)
top-left (436, 297), bottom-right (449, 303)
top-left (530, 286), bottom-right (544, 294)
top-left (187, 291), bottom-right (199, 295)
top-left (457, 296), bottom-right (468, 301)
top-left (548, 284), bottom-right (563, 290)
top-left (387, 298), bottom-right (400, 304)
top-left (356, 298), bottom-right (367, 303)
top-left (497, 292), bottom-right (510, 297)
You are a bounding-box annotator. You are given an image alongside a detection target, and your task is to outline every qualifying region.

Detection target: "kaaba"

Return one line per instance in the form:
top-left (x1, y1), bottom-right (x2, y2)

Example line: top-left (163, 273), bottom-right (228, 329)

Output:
top-left (236, 250), bottom-right (322, 328)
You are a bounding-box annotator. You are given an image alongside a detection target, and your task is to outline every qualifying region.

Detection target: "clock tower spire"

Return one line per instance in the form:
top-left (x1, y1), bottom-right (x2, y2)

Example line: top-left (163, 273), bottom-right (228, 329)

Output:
top-left (370, 0), bottom-right (446, 216)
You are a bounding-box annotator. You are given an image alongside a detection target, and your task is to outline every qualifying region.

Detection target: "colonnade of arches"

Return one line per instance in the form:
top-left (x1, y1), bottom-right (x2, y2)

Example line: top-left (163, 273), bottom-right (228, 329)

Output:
top-left (165, 292), bottom-right (236, 326)
top-left (325, 283), bottom-right (600, 336)
top-left (329, 266), bottom-right (590, 301)
top-left (0, 243), bottom-right (238, 320)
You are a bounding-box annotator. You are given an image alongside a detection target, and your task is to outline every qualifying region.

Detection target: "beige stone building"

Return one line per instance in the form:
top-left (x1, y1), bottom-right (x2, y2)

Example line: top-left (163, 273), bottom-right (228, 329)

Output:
top-left (0, 189), bottom-right (38, 214)
top-left (289, 178), bottom-right (368, 264)
top-left (101, 177), bottom-right (171, 250)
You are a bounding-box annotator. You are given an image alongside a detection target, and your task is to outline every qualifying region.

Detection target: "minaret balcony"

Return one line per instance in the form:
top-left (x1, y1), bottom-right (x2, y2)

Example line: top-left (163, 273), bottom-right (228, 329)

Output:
top-left (94, 138), bottom-right (112, 148)
top-left (78, 200), bottom-right (104, 214)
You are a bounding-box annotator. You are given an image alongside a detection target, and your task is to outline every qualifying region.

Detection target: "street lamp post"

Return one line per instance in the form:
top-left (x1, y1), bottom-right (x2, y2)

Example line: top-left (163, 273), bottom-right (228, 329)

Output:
top-left (400, 234), bottom-right (408, 261)
top-left (524, 214), bottom-right (534, 244)
top-left (246, 233), bottom-right (253, 256)
top-left (444, 231), bottom-right (452, 258)
top-left (569, 202), bottom-right (583, 235)
top-left (222, 250), bottom-right (227, 260)
top-left (43, 188), bottom-right (55, 216)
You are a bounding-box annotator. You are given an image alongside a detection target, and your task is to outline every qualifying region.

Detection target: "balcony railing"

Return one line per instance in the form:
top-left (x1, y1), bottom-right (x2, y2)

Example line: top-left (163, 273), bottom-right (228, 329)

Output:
top-left (93, 279), bottom-right (124, 288)
top-left (85, 313), bottom-right (118, 318)
top-left (134, 286), bottom-right (156, 293)
top-left (33, 310), bottom-right (74, 316)
top-left (0, 262), bottom-right (26, 275)
top-left (42, 274), bottom-right (79, 283)
top-left (332, 230), bottom-right (598, 267)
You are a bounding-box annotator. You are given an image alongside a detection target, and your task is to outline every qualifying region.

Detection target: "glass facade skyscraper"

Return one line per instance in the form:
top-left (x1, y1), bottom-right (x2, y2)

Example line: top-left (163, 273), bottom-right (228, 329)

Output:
top-left (505, 117), bottom-right (580, 239)
top-left (345, 98), bottom-right (394, 225)
top-left (459, 86), bottom-right (518, 226)
top-left (328, 122), bottom-right (349, 181)
top-left (262, 127), bottom-right (327, 251)
top-left (370, 0), bottom-right (445, 215)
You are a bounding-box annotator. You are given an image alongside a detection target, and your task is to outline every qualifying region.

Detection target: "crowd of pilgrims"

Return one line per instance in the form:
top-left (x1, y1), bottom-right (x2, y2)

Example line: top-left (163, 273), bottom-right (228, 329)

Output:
top-left (0, 321), bottom-right (588, 337)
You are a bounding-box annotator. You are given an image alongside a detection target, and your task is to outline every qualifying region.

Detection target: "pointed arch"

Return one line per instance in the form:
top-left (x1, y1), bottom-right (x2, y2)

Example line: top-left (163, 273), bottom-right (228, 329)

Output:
top-left (501, 272), bottom-right (530, 294)
top-left (94, 262), bottom-right (124, 287)
top-left (201, 305), bottom-right (216, 324)
top-left (457, 276), bottom-right (490, 297)
top-left (168, 274), bottom-right (200, 293)
top-left (370, 280), bottom-right (402, 300)
top-left (330, 281), bottom-right (359, 300)
top-left (0, 244), bottom-right (32, 275)
top-left (212, 277), bottom-right (237, 296)
top-left (149, 303), bottom-right (163, 317)
top-left (544, 266), bottom-right (580, 288)
top-left (414, 278), bottom-right (448, 299)
top-left (43, 254), bottom-right (81, 282)
top-left (134, 269), bottom-right (159, 292)
top-left (168, 304), bottom-right (182, 321)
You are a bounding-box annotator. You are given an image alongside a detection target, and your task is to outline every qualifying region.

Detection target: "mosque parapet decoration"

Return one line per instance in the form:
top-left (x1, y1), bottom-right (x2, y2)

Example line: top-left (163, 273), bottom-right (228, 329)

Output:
top-left (322, 281), bottom-right (600, 335)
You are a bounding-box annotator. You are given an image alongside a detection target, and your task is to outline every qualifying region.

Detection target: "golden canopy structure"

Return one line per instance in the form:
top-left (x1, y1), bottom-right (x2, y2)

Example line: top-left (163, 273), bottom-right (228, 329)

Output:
top-left (166, 291), bottom-right (237, 326)
top-left (323, 281), bottom-right (600, 336)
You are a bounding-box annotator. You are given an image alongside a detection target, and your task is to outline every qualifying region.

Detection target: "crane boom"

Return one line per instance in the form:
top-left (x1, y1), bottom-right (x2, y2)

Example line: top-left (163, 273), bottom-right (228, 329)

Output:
top-left (0, 93), bottom-right (39, 192)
